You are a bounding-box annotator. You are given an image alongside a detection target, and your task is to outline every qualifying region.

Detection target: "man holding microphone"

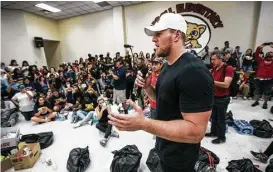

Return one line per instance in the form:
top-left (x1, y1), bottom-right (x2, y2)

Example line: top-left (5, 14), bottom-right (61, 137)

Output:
top-left (108, 13), bottom-right (214, 172)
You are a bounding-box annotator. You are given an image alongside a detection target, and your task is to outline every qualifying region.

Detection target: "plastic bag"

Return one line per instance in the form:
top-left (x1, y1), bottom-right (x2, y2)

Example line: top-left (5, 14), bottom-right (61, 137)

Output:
top-left (146, 148), bottom-right (163, 172)
top-left (250, 120), bottom-right (273, 138)
top-left (226, 158), bottom-right (262, 172)
top-left (266, 158), bottom-right (273, 172)
top-left (67, 146), bottom-right (90, 172)
top-left (110, 145), bottom-right (142, 172)
top-left (194, 147), bottom-right (220, 172)
top-left (225, 110), bottom-right (234, 126)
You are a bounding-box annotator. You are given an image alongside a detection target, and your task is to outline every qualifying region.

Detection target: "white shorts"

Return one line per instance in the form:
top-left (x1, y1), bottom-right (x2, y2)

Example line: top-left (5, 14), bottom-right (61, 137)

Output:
top-left (113, 89), bottom-right (126, 104)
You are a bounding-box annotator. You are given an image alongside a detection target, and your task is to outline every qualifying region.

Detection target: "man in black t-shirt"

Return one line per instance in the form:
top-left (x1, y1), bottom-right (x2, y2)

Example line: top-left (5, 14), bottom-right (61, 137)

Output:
top-left (108, 13), bottom-right (214, 172)
top-left (49, 89), bottom-right (66, 112)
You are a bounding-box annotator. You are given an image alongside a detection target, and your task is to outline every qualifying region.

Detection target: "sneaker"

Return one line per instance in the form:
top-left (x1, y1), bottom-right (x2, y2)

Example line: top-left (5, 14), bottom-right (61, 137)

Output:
top-left (211, 138), bottom-right (226, 144)
top-left (100, 139), bottom-right (107, 147)
top-left (250, 151), bottom-right (268, 163)
top-left (111, 131), bottom-right (119, 138)
top-left (262, 103), bottom-right (268, 109)
top-left (73, 123), bottom-right (82, 129)
top-left (205, 133), bottom-right (217, 137)
top-left (251, 101), bottom-right (259, 107)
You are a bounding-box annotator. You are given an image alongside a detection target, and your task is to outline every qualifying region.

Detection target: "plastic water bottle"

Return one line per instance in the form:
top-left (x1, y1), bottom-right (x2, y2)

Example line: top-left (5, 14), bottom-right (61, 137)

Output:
top-left (93, 114), bottom-right (98, 124)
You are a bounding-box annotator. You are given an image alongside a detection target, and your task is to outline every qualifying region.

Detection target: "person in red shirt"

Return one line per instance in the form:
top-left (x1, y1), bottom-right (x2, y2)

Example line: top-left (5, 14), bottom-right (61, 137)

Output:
top-left (251, 43), bottom-right (273, 109)
top-left (205, 51), bottom-right (234, 144)
top-left (149, 57), bottom-right (163, 119)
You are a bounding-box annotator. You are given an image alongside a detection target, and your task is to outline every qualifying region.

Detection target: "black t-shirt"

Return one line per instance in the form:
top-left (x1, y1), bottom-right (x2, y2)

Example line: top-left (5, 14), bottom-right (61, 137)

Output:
top-left (242, 55), bottom-right (254, 66)
top-left (98, 107), bottom-right (109, 123)
top-left (81, 92), bottom-right (98, 111)
top-left (91, 66), bottom-right (101, 79)
top-left (226, 57), bottom-right (237, 68)
top-left (155, 52), bottom-right (214, 169)
top-left (34, 102), bottom-right (52, 115)
top-left (50, 93), bottom-right (66, 106)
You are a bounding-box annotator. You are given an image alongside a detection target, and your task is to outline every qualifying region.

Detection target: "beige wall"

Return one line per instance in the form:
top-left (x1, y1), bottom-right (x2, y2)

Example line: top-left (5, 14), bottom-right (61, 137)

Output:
top-left (1, 9), bottom-right (60, 67)
top-left (125, 1), bottom-right (260, 54)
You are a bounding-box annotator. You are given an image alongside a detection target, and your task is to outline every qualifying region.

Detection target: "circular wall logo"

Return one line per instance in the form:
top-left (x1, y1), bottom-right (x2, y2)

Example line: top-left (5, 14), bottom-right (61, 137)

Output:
top-left (182, 14), bottom-right (211, 53)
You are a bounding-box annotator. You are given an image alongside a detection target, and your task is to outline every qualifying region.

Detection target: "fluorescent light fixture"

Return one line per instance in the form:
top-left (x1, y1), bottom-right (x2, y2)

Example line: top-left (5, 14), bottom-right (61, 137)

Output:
top-left (93, 0), bottom-right (104, 3)
top-left (35, 3), bottom-right (61, 13)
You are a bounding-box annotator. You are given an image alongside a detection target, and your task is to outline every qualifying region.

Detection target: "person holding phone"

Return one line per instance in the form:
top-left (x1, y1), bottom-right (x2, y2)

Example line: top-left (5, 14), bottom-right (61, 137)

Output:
top-left (251, 42), bottom-right (273, 109)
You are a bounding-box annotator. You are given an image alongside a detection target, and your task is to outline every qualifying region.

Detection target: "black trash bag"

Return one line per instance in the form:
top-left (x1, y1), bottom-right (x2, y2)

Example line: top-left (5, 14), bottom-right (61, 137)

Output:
top-left (250, 120), bottom-right (273, 138)
top-left (226, 158), bottom-right (262, 172)
top-left (67, 146), bottom-right (90, 172)
top-left (225, 110), bottom-right (234, 126)
top-left (146, 148), bottom-right (163, 172)
top-left (20, 132), bottom-right (54, 149)
top-left (266, 158), bottom-right (273, 172)
top-left (110, 145), bottom-right (142, 172)
top-left (194, 147), bottom-right (220, 172)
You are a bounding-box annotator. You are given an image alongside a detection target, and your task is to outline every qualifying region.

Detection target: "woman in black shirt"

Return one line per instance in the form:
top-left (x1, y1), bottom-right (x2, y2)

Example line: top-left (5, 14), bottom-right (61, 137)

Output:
top-left (242, 49), bottom-right (254, 72)
top-left (31, 96), bottom-right (57, 123)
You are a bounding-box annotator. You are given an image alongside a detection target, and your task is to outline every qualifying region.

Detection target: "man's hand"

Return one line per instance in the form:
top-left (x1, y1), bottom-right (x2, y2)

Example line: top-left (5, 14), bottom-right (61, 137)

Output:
top-left (108, 99), bottom-right (146, 131)
top-left (135, 71), bottom-right (152, 89)
top-left (270, 42), bottom-right (273, 48)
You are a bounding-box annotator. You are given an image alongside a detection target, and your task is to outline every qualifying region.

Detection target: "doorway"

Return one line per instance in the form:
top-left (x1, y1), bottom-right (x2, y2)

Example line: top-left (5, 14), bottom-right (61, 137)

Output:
top-left (43, 40), bottom-right (62, 68)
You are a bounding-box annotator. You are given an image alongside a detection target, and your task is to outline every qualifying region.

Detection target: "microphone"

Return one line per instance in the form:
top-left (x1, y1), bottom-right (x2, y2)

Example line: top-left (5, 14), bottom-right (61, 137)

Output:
top-left (124, 44), bottom-right (134, 48)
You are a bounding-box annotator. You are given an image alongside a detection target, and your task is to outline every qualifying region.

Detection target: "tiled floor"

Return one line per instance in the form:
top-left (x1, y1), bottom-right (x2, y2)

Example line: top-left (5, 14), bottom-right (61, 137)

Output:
top-left (5, 99), bottom-right (273, 172)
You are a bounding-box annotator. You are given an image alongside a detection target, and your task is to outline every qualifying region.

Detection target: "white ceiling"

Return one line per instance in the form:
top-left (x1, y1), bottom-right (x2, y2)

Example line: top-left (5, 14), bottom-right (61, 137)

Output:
top-left (1, 1), bottom-right (144, 20)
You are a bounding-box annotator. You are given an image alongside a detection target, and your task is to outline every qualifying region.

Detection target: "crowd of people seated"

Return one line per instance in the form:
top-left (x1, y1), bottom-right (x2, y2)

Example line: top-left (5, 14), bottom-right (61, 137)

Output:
top-left (1, 41), bottom-right (272, 145)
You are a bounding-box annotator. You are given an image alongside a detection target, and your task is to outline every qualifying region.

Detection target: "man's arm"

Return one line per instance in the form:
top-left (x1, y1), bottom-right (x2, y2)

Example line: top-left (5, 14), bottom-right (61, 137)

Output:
top-left (142, 111), bottom-right (211, 143)
top-left (144, 86), bottom-right (156, 101)
top-left (255, 45), bottom-right (264, 63)
top-left (214, 66), bottom-right (234, 88)
top-left (214, 77), bottom-right (233, 88)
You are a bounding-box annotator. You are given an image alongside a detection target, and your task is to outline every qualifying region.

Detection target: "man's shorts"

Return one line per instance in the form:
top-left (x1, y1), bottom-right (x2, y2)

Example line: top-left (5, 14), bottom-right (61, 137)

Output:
top-left (113, 89), bottom-right (126, 104)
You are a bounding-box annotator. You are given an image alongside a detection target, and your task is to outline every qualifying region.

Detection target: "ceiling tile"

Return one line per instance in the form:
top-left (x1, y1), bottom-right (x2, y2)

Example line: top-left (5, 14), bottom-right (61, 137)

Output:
top-left (94, 6), bottom-right (104, 11)
top-left (61, 3), bottom-right (75, 9)
top-left (55, 1), bottom-right (68, 5)
top-left (103, 6), bottom-right (112, 10)
top-left (119, 1), bottom-right (132, 6)
top-left (1, 1), bottom-right (15, 7)
top-left (4, 3), bottom-right (22, 9)
top-left (83, 1), bottom-right (96, 5)
top-left (71, 7), bottom-right (83, 12)
top-left (71, 2), bottom-right (85, 7)
top-left (14, 2), bottom-right (33, 8)
top-left (131, 1), bottom-right (142, 4)
top-left (89, 3), bottom-right (100, 8)
top-left (79, 5), bottom-right (93, 10)
top-left (44, 2), bottom-right (59, 7)
top-left (107, 1), bottom-right (120, 5)
top-left (56, 5), bottom-right (66, 10)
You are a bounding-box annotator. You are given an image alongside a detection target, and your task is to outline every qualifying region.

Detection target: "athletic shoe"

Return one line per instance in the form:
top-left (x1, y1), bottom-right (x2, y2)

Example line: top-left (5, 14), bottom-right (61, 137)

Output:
top-left (100, 139), bottom-right (107, 147)
top-left (205, 133), bottom-right (217, 137)
top-left (73, 123), bottom-right (82, 129)
top-left (262, 103), bottom-right (268, 109)
top-left (111, 131), bottom-right (119, 138)
top-left (250, 151), bottom-right (268, 163)
top-left (251, 101), bottom-right (259, 107)
top-left (211, 138), bottom-right (226, 144)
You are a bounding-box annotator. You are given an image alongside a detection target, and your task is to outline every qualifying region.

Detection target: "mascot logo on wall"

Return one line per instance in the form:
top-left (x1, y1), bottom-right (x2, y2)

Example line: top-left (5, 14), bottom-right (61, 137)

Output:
top-left (151, 3), bottom-right (224, 53)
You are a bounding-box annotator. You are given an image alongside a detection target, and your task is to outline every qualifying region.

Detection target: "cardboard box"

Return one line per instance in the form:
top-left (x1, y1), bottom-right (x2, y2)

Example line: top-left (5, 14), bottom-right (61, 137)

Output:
top-left (1, 157), bottom-right (13, 172)
top-left (1, 127), bottom-right (20, 150)
top-left (10, 143), bottom-right (41, 171)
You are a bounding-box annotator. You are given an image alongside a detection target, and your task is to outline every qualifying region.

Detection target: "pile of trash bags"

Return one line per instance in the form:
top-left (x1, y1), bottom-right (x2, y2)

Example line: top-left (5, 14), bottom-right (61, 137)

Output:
top-left (110, 145), bottom-right (142, 172)
top-left (226, 158), bottom-right (262, 172)
top-left (250, 119), bottom-right (273, 138)
top-left (67, 146), bottom-right (90, 172)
